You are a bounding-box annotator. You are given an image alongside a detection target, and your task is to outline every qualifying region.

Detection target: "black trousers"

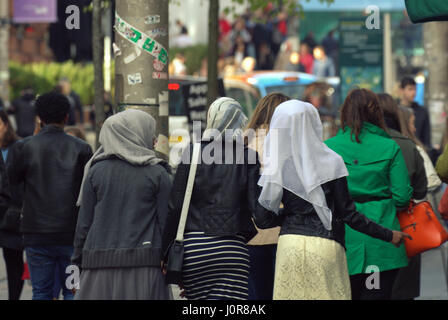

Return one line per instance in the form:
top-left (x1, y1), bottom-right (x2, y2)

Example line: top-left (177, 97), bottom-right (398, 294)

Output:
top-left (350, 268), bottom-right (400, 300)
top-left (2, 248), bottom-right (24, 300)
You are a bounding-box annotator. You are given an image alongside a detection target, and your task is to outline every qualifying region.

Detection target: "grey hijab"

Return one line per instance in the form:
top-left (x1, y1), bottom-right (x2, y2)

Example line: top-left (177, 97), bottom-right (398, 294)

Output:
top-left (76, 109), bottom-right (163, 206)
top-left (202, 97), bottom-right (248, 141)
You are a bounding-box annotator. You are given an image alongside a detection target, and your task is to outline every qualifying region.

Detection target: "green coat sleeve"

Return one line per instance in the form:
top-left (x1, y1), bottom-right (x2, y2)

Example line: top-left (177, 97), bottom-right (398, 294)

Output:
top-left (436, 144), bottom-right (448, 183)
top-left (389, 147), bottom-right (413, 208)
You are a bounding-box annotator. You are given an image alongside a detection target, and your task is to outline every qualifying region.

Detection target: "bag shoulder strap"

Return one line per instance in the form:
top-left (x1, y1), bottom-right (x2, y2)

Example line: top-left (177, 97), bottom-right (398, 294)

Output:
top-left (175, 143), bottom-right (201, 242)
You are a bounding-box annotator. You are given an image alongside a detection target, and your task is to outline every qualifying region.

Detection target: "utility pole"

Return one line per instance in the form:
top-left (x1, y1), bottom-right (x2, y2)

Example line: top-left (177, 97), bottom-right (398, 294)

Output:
top-left (0, 0), bottom-right (9, 106)
top-left (207, 0), bottom-right (219, 107)
top-left (114, 0), bottom-right (169, 160)
top-left (423, 22), bottom-right (448, 149)
top-left (93, 0), bottom-right (105, 150)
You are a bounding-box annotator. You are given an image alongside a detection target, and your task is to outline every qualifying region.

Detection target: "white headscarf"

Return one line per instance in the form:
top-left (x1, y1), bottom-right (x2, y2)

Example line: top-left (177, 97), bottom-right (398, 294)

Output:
top-left (202, 97), bottom-right (248, 141)
top-left (258, 100), bottom-right (348, 230)
top-left (76, 109), bottom-right (163, 206)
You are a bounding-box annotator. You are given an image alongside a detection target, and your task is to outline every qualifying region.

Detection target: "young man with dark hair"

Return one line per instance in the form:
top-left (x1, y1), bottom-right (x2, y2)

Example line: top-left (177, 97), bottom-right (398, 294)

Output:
top-left (8, 92), bottom-right (93, 300)
top-left (399, 76), bottom-right (432, 149)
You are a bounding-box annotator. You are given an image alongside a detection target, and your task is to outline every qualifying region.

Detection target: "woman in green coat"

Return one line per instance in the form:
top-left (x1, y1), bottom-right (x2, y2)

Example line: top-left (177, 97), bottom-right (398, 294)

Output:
top-left (325, 88), bottom-right (413, 300)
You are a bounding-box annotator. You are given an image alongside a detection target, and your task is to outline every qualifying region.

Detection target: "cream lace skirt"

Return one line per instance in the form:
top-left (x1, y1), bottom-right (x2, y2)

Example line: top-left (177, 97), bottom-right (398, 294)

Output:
top-left (273, 234), bottom-right (351, 300)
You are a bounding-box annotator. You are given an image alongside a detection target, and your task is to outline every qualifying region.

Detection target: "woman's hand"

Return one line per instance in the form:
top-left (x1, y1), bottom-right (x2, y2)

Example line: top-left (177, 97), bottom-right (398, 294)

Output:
top-left (391, 230), bottom-right (412, 248)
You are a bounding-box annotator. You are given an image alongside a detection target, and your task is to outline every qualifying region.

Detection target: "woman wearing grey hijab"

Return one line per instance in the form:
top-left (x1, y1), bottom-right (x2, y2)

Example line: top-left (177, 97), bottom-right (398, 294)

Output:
top-left (162, 97), bottom-right (262, 300)
top-left (73, 109), bottom-right (173, 300)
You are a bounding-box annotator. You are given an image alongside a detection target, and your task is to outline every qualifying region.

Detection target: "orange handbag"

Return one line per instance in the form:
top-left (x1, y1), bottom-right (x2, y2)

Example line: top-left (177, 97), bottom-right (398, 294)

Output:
top-left (398, 201), bottom-right (448, 258)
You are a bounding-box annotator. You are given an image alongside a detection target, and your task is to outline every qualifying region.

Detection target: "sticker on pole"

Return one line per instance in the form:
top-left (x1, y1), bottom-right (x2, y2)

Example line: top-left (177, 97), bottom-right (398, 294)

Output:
top-left (115, 13), bottom-right (168, 65)
top-left (128, 73), bottom-right (142, 85)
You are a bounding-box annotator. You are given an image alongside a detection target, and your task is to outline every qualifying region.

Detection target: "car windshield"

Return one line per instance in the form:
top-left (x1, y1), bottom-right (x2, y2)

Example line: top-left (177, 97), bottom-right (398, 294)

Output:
top-left (265, 84), bottom-right (307, 100)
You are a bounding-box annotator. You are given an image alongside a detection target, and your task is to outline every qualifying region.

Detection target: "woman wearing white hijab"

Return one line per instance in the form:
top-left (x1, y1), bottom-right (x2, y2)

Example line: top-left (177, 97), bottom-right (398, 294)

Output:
top-left (254, 100), bottom-right (411, 300)
top-left (162, 97), bottom-right (260, 300)
top-left (73, 109), bottom-right (173, 300)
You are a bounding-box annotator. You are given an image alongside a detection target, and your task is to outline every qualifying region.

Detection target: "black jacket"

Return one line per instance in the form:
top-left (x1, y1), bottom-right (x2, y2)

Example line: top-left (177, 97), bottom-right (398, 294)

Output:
top-left (254, 177), bottom-right (394, 249)
top-left (388, 129), bottom-right (427, 200)
top-left (162, 141), bottom-right (259, 256)
top-left (409, 102), bottom-right (431, 149)
top-left (11, 96), bottom-right (36, 138)
top-left (0, 141), bottom-right (25, 250)
top-left (8, 125), bottom-right (93, 237)
top-left (72, 158), bottom-right (172, 269)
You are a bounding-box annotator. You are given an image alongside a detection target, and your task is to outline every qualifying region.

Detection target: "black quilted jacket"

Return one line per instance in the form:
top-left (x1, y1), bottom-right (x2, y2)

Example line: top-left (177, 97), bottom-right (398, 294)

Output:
top-left (253, 177), bottom-right (394, 249)
top-left (161, 140), bottom-right (259, 256)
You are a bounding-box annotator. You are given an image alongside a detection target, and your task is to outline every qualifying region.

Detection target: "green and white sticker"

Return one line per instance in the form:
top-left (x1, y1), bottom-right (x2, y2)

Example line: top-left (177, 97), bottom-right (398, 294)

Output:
top-left (115, 13), bottom-right (168, 65)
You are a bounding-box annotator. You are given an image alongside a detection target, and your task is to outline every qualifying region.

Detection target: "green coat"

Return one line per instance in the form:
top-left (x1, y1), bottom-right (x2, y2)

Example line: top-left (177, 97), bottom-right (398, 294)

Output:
top-left (325, 122), bottom-right (412, 275)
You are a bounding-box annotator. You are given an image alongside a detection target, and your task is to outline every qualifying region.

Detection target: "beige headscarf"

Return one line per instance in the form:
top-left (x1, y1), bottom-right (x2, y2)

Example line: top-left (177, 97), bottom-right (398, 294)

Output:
top-left (76, 109), bottom-right (163, 206)
top-left (202, 97), bottom-right (248, 141)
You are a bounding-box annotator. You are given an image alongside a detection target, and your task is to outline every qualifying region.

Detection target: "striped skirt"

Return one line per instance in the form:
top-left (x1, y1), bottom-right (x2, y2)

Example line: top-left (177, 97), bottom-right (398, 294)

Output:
top-left (182, 232), bottom-right (250, 300)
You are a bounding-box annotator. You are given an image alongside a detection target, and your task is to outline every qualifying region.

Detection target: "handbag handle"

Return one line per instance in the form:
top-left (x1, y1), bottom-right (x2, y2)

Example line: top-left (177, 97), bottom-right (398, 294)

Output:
top-left (175, 143), bottom-right (201, 242)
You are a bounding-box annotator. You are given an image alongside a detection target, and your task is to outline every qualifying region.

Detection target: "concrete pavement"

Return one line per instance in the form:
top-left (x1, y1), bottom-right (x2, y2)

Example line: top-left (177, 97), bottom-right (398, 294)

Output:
top-left (1, 246), bottom-right (447, 300)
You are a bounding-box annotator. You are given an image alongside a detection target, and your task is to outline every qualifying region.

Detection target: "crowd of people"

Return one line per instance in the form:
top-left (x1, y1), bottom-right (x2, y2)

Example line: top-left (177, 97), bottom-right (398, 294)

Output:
top-left (216, 8), bottom-right (337, 76)
top-left (171, 9), bottom-right (338, 78)
top-left (0, 70), bottom-right (446, 301)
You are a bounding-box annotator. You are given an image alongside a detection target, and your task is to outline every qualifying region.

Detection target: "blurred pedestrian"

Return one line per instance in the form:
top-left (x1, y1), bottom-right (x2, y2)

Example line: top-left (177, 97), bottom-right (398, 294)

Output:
top-left (313, 46), bottom-right (335, 78)
top-left (271, 11), bottom-right (288, 58)
top-left (58, 78), bottom-right (84, 127)
top-left (230, 17), bottom-right (254, 59)
top-left (254, 100), bottom-right (411, 300)
top-left (378, 93), bottom-right (428, 200)
top-left (0, 110), bottom-right (24, 300)
top-left (73, 109), bottom-right (172, 300)
top-left (325, 89), bottom-right (413, 300)
top-left (400, 106), bottom-right (442, 192)
top-left (322, 30), bottom-right (338, 71)
top-left (299, 43), bottom-right (314, 74)
top-left (8, 92), bottom-right (93, 300)
top-left (377, 93), bottom-right (428, 301)
top-left (9, 87), bottom-right (36, 138)
top-left (304, 82), bottom-right (338, 140)
top-left (252, 9), bottom-right (274, 70)
top-left (162, 97), bottom-right (258, 300)
top-left (399, 77), bottom-right (431, 149)
top-left (244, 93), bottom-right (290, 300)
top-left (303, 31), bottom-right (317, 52)
top-left (172, 20), bottom-right (193, 48)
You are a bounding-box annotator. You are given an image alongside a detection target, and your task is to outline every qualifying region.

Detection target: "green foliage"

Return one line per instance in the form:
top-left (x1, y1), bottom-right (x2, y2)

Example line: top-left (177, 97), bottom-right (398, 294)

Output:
top-left (9, 61), bottom-right (115, 105)
top-left (170, 44), bottom-right (208, 75)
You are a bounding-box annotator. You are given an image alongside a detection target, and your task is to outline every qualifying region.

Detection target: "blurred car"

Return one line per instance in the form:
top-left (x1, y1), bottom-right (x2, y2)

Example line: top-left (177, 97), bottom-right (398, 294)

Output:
top-left (168, 72), bottom-right (341, 152)
top-left (224, 71), bottom-right (341, 118)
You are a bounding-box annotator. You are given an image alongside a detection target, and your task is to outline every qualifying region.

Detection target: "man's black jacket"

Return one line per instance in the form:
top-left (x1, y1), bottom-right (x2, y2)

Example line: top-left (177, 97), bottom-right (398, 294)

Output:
top-left (8, 125), bottom-right (93, 236)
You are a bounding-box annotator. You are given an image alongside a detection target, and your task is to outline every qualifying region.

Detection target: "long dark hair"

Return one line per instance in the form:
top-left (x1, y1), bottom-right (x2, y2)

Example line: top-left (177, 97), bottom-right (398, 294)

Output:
top-left (377, 93), bottom-right (407, 133)
top-left (340, 88), bottom-right (387, 143)
top-left (0, 110), bottom-right (19, 149)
